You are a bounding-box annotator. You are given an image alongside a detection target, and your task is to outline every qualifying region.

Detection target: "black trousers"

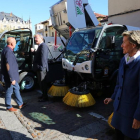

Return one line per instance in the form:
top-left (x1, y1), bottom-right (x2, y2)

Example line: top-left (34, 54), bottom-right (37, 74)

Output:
top-left (37, 70), bottom-right (48, 99)
top-left (115, 129), bottom-right (139, 140)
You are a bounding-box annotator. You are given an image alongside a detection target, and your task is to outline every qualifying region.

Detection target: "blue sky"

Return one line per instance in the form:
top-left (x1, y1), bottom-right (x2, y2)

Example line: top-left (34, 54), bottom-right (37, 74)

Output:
top-left (0, 0), bottom-right (108, 34)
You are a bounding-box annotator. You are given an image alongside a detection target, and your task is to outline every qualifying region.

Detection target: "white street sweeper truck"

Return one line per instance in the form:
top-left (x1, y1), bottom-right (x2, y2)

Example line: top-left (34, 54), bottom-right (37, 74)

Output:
top-left (49, 0), bottom-right (140, 107)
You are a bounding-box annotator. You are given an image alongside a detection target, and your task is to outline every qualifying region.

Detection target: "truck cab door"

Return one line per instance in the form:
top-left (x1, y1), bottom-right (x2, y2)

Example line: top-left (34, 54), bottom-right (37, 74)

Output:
top-left (0, 28), bottom-right (33, 71)
top-left (94, 26), bottom-right (125, 80)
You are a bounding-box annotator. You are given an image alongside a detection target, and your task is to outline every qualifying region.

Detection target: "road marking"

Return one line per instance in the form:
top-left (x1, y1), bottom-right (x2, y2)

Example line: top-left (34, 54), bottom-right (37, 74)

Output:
top-left (89, 112), bottom-right (107, 122)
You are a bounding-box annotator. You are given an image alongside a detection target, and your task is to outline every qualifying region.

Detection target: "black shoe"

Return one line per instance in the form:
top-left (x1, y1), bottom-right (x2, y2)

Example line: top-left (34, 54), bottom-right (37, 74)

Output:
top-left (38, 95), bottom-right (43, 99)
top-left (38, 98), bottom-right (48, 102)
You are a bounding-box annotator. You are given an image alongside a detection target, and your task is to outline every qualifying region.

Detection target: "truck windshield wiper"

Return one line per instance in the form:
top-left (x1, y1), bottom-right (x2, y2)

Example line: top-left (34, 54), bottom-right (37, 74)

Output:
top-left (73, 45), bottom-right (90, 65)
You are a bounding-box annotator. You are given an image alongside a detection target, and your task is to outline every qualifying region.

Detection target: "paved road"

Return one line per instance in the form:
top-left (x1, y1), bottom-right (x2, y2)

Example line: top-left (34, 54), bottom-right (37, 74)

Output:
top-left (0, 89), bottom-right (116, 140)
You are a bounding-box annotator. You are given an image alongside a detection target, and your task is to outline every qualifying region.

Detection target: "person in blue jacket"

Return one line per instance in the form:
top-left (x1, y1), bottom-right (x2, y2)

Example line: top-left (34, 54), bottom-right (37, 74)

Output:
top-left (104, 30), bottom-right (140, 140)
top-left (1, 37), bottom-right (24, 112)
top-left (31, 34), bottom-right (49, 102)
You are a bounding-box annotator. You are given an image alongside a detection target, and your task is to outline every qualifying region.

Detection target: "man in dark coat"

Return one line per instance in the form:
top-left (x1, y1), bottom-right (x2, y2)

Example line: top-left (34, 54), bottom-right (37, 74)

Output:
top-left (1, 37), bottom-right (24, 112)
top-left (32, 34), bottom-right (49, 102)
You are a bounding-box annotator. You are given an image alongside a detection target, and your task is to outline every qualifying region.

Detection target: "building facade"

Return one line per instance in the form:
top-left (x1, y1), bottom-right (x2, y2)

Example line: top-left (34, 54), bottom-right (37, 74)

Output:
top-left (0, 12), bottom-right (32, 33)
top-left (94, 12), bottom-right (108, 25)
top-left (108, 0), bottom-right (140, 27)
top-left (35, 13), bottom-right (107, 37)
top-left (35, 18), bottom-right (55, 37)
top-left (94, 12), bottom-right (107, 22)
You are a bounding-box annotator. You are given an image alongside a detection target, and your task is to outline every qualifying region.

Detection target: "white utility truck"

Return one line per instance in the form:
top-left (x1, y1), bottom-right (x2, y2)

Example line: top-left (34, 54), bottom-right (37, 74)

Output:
top-left (50, 0), bottom-right (140, 93)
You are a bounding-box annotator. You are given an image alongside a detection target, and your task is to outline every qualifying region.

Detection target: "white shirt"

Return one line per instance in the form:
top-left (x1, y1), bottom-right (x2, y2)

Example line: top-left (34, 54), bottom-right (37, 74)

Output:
top-left (125, 51), bottom-right (140, 64)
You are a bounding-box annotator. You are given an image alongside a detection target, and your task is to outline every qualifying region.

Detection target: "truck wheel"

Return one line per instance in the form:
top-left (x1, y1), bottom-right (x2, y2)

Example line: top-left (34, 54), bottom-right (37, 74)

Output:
top-left (19, 72), bottom-right (36, 91)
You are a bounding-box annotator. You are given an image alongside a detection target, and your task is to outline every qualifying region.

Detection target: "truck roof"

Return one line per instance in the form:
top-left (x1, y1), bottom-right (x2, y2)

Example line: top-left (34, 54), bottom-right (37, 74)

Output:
top-left (73, 24), bottom-right (124, 33)
top-left (74, 26), bottom-right (103, 32)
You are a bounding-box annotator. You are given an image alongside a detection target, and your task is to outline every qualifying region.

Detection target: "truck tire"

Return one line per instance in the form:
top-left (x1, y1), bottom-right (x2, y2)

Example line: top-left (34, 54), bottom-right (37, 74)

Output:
top-left (19, 72), bottom-right (36, 91)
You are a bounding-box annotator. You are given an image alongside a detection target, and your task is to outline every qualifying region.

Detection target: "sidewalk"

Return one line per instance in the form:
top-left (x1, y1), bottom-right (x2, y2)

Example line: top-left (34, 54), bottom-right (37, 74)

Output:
top-left (0, 94), bottom-right (32, 140)
top-left (0, 90), bottom-right (115, 140)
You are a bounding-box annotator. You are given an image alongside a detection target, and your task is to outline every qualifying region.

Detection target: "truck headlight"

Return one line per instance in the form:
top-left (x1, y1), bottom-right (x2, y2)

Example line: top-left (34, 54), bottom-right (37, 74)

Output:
top-left (85, 65), bottom-right (89, 70)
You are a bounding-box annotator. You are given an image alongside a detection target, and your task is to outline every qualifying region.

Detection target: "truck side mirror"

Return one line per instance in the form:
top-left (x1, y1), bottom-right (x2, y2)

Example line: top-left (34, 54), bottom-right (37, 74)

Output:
top-left (106, 36), bottom-right (115, 49)
top-left (111, 36), bottom-right (115, 48)
top-left (111, 36), bottom-right (115, 44)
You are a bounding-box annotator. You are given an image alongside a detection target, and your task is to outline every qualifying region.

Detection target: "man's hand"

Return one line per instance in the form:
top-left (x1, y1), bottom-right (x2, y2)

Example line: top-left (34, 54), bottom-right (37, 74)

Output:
top-left (132, 119), bottom-right (140, 129)
top-left (104, 98), bottom-right (113, 104)
top-left (31, 48), bottom-right (35, 52)
top-left (11, 80), bottom-right (16, 85)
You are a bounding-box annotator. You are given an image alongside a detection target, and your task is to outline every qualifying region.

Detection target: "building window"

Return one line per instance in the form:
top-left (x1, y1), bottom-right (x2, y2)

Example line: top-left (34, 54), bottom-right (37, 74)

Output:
top-left (3, 25), bottom-right (6, 28)
top-left (52, 32), bottom-right (54, 37)
top-left (18, 26), bottom-right (21, 29)
top-left (45, 26), bottom-right (47, 31)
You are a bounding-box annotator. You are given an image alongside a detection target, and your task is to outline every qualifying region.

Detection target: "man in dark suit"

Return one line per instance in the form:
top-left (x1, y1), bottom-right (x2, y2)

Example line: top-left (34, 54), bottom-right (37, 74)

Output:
top-left (1, 37), bottom-right (24, 112)
top-left (32, 34), bottom-right (49, 102)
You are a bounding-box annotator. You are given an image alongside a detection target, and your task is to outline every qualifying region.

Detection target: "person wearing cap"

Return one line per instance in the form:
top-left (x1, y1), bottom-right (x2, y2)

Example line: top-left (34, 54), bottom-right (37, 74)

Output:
top-left (1, 37), bottom-right (25, 112)
top-left (104, 30), bottom-right (140, 140)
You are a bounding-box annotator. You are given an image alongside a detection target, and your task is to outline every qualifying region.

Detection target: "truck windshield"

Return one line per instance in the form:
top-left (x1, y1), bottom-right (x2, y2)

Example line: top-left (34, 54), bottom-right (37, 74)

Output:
top-left (0, 29), bottom-right (32, 53)
top-left (65, 27), bottom-right (102, 62)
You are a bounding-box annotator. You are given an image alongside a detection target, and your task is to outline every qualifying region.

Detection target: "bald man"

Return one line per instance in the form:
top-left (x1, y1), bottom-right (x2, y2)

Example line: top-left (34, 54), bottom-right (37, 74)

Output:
top-left (1, 37), bottom-right (24, 112)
